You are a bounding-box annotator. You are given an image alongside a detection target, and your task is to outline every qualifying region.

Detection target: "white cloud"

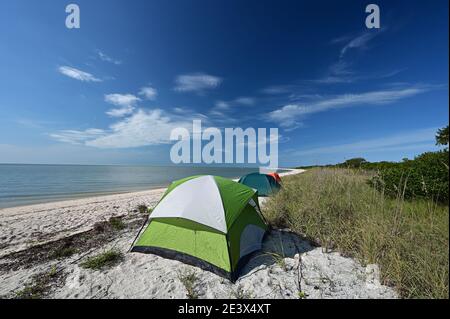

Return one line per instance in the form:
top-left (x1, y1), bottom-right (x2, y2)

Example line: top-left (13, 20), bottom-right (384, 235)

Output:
top-left (139, 86), bottom-right (158, 100)
top-left (97, 50), bottom-right (121, 65)
top-left (58, 66), bottom-right (102, 82)
top-left (312, 31), bottom-right (385, 84)
top-left (314, 60), bottom-right (356, 84)
top-left (268, 87), bottom-right (428, 129)
top-left (51, 109), bottom-right (203, 149)
top-left (213, 97), bottom-right (255, 112)
top-left (235, 97), bottom-right (255, 106)
top-left (215, 101), bottom-right (230, 110)
top-left (86, 109), bottom-right (189, 148)
top-left (209, 109), bottom-right (227, 117)
top-left (261, 85), bottom-right (293, 95)
top-left (50, 129), bottom-right (105, 145)
top-left (338, 32), bottom-right (379, 58)
top-left (104, 93), bottom-right (141, 118)
top-left (174, 73), bottom-right (222, 93)
top-left (105, 94), bottom-right (140, 107)
top-left (106, 106), bottom-right (135, 118)
top-left (294, 128), bottom-right (438, 156)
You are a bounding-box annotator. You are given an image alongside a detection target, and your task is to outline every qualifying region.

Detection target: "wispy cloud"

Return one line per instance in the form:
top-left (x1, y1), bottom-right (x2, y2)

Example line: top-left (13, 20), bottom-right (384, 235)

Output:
top-left (213, 97), bottom-right (256, 112)
top-left (16, 118), bottom-right (54, 129)
top-left (104, 94), bottom-right (141, 118)
top-left (313, 30), bottom-right (385, 83)
top-left (261, 85), bottom-right (294, 95)
top-left (105, 94), bottom-right (140, 107)
top-left (268, 86), bottom-right (429, 129)
top-left (97, 50), bottom-right (122, 65)
top-left (214, 101), bottom-right (230, 110)
top-left (174, 73), bottom-right (222, 94)
top-left (106, 106), bottom-right (135, 118)
top-left (139, 86), bottom-right (158, 100)
top-left (235, 97), bottom-right (255, 106)
top-left (293, 127), bottom-right (438, 156)
top-left (87, 110), bottom-right (192, 148)
top-left (314, 60), bottom-right (356, 84)
top-left (51, 109), bottom-right (197, 148)
top-left (336, 32), bottom-right (379, 58)
top-left (58, 66), bottom-right (102, 82)
top-left (314, 62), bottom-right (405, 84)
top-left (50, 129), bottom-right (106, 145)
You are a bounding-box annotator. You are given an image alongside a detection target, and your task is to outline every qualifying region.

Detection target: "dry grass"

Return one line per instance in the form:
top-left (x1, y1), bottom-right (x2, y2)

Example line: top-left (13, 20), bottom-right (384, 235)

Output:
top-left (264, 168), bottom-right (449, 299)
top-left (177, 269), bottom-right (199, 299)
top-left (14, 266), bottom-right (64, 299)
top-left (108, 216), bottom-right (125, 231)
top-left (80, 249), bottom-right (124, 270)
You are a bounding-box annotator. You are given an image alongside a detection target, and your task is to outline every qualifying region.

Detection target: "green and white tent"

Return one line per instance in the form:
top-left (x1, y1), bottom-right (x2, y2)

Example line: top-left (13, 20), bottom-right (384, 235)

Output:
top-left (132, 175), bottom-right (268, 281)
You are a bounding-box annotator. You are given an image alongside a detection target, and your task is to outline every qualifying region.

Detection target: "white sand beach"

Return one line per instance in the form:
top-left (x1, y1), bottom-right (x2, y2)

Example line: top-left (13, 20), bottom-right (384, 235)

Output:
top-left (0, 169), bottom-right (397, 299)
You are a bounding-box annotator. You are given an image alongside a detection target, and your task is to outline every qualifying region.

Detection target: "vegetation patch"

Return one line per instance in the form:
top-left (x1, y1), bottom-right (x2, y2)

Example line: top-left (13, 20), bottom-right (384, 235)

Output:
top-left (297, 126), bottom-right (449, 204)
top-left (14, 266), bottom-right (66, 299)
top-left (370, 151), bottom-right (449, 203)
top-left (264, 168), bottom-right (449, 299)
top-left (108, 216), bottom-right (125, 231)
top-left (50, 246), bottom-right (78, 260)
top-left (232, 285), bottom-right (254, 299)
top-left (265, 252), bottom-right (287, 271)
top-left (0, 215), bottom-right (145, 272)
top-left (178, 269), bottom-right (199, 299)
top-left (80, 249), bottom-right (124, 270)
top-left (137, 204), bottom-right (149, 214)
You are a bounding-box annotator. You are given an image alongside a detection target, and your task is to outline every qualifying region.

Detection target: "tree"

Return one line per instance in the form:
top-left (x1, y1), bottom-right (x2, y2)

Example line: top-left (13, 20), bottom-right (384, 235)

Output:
top-left (436, 125), bottom-right (449, 147)
top-left (343, 158), bottom-right (367, 168)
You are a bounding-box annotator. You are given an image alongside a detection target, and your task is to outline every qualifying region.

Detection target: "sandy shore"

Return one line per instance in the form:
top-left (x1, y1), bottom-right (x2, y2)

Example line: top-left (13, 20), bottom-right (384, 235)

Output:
top-left (0, 169), bottom-right (397, 299)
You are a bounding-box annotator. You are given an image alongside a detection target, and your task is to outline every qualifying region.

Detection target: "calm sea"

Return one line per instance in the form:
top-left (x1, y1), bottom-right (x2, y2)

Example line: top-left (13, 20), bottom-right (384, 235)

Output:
top-left (0, 164), bottom-right (263, 209)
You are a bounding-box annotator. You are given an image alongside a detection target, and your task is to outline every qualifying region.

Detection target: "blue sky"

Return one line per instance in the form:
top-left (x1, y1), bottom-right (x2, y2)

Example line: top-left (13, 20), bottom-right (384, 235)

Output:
top-left (0, 0), bottom-right (448, 167)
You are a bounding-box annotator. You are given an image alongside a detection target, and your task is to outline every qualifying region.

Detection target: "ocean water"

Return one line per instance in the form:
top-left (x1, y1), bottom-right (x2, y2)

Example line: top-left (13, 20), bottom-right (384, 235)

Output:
top-left (0, 164), bottom-right (263, 209)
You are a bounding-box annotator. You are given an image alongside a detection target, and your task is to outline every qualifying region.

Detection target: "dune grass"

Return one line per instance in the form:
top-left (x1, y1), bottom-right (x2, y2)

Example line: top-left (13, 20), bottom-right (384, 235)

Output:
top-left (14, 266), bottom-right (60, 299)
top-left (264, 168), bottom-right (449, 299)
top-left (50, 246), bottom-right (78, 259)
top-left (80, 249), bottom-right (123, 270)
top-left (108, 217), bottom-right (125, 231)
top-left (177, 269), bottom-right (200, 299)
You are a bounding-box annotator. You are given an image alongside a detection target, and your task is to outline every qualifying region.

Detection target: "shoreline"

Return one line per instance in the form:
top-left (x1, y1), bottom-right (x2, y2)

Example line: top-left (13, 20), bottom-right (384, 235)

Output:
top-left (0, 168), bottom-right (302, 212)
top-left (0, 188), bottom-right (167, 216)
top-left (0, 167), bottom-right (297, 211)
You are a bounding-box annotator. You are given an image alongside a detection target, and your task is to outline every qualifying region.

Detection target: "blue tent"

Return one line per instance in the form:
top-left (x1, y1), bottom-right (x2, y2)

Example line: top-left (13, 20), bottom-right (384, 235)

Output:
top-left (238, 173), bottom-right (281, 197)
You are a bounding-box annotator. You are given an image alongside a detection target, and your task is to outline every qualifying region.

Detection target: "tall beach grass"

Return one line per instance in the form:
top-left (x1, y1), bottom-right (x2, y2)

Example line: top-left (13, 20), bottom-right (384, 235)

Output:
top-left (264, 168), bottom-right (449, 298)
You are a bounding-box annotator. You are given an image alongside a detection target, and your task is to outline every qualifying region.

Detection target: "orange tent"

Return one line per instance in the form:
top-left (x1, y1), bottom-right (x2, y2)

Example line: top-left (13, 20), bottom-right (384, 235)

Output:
top-left (267, 172), bottom-right (282, 183)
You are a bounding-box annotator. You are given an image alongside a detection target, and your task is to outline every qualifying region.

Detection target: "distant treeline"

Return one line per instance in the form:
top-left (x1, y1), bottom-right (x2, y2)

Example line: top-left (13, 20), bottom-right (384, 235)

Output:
top-left (297, 126), bottom-right (449, 203)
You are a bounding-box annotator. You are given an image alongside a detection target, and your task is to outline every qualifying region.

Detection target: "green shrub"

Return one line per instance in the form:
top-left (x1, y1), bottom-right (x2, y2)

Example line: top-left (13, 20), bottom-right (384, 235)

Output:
top-left (137, 205), bottom-right (148, 214)
top-left (370, 151), bottom-right (449, 203)
top-left (337, 157), bottom-right (368, 168)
